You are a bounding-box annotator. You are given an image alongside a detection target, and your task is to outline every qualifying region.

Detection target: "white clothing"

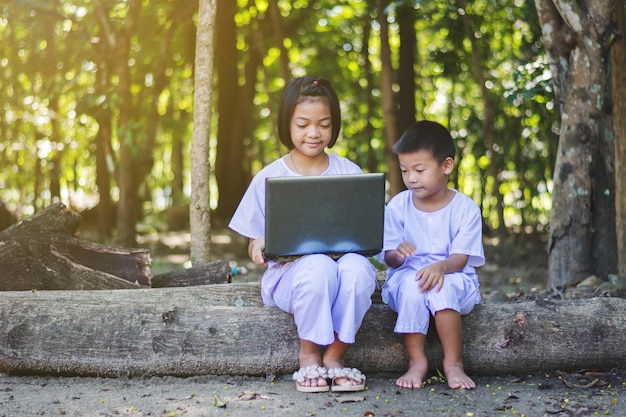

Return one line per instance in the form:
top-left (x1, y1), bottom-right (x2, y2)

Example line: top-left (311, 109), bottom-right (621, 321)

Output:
top-left (228, 153), bottom-right (377, 345)
top-left (381, 189), bottom-right (484, 334)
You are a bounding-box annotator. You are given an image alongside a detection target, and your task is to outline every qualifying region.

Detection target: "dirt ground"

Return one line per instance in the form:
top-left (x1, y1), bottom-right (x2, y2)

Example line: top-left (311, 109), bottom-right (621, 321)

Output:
top-left (2, 228), bottom-right (626, 416)
top-left (2, 368), bottom-right (626, 417)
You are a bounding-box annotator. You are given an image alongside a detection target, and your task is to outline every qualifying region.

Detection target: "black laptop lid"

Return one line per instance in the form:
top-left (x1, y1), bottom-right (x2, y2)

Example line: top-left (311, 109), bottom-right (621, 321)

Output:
top-left (264, 173), bottom-right (385, 261)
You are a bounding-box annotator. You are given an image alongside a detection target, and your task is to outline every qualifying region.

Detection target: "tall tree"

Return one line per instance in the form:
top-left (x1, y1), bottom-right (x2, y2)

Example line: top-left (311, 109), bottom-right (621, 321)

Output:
top-left (190, 0), bottom-right (216, 265)
top-left (378, 0), bottom-right (402, 197)
top-left (213, 0), bottom-right (247, 222)
top-left (396, 3), bottom-right (417, 135)
top-left (611, 2), bottom-right (626, 277)
top-left (535, 0), bottom-right (617, 287)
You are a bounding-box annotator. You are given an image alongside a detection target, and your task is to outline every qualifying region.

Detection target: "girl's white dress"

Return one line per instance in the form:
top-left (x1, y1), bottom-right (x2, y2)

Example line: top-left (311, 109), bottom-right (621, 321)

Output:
top-left (228, 153), bottom-right (377, 346)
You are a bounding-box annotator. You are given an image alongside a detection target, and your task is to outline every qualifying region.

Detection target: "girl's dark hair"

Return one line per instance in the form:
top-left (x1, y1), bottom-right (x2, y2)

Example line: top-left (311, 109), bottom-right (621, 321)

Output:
top-left (277, 76), bottom-right (341, 149)
top-left (392, 120), bottom-right (456, 164)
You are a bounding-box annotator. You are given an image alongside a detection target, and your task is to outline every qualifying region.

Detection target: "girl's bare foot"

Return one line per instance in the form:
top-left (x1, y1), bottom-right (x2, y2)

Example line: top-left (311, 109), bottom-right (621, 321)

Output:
top-left (396, 358), bottom-right (428, 389)
top-left (444, 363), bottom-right (475, 389)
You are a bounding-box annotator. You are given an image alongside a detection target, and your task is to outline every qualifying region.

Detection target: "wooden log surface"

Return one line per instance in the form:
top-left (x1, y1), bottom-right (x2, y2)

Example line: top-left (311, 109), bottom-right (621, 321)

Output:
top-left (0, 203), bottom-right (152, 290)
top-left (0, 283), bottom-right (625, 377)
top-left (151, 259), bottom-right (231, 287)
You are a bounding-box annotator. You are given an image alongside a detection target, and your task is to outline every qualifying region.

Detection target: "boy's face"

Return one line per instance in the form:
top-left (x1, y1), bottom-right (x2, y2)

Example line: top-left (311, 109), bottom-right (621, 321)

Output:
top-left (398, 150), bottom-right (454, 204)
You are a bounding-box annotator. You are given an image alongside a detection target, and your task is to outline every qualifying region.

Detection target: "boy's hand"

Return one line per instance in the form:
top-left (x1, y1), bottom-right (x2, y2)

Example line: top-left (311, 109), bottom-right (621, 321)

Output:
top-left (248, 237), bottom-right (267, 265)
top-left (395, 241), bottom-right (416, 259)
top-left (384, 241), bottom-right (416, 268)
top-left (415, 263), bottom-right (445, 293)
top-left (415, 254), bottom-right (469, 293)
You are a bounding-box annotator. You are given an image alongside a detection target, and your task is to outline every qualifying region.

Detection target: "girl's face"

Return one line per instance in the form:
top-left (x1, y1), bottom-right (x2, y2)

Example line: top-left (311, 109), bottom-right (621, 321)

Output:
top-left (398, 150), bottom-right (454, 208)
top-left (289, 98), bottom-right (333, 158)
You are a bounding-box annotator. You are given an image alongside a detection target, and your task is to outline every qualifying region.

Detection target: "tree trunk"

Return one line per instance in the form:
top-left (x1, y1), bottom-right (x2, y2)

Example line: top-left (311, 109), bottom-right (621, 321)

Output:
top-left (113, 0), bottom-right (142, 248)
top-left (214, 0), bottom-right (247, 222)
top-left (0, 284), bottom-right (624, 377)
top-left (535, 0), bottom-right (617, 287)
top-left (189, 0), bottom-right (216, 266)
top-left (377, 0), bottom-right (402, 198)
top-left (396, 4), bottom-right (416, 135)
top-left (611, 3), bottom-right (626, 277)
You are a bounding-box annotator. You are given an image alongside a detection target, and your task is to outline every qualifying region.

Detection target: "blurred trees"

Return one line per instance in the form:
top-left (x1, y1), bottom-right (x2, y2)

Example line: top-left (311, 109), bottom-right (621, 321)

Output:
top-left (1, 0), bottom-right (624, 285)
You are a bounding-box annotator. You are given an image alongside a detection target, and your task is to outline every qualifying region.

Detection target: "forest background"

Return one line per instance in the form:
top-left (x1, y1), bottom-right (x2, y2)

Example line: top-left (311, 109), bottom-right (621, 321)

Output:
top-left (0, 0), bottom-right (625, 289)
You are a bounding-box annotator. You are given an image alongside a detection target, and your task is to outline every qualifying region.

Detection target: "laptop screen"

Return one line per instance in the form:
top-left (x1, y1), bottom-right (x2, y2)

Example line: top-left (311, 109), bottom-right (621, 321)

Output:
top-left (264, 173), bottom-right (385, 261)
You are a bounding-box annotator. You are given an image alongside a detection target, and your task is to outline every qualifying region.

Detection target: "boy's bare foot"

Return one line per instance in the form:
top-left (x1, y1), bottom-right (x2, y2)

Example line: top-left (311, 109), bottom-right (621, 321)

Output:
top-left (444, 363), bottom-right (475, 389)
top-left (396, 359), bottom-right (428, 389)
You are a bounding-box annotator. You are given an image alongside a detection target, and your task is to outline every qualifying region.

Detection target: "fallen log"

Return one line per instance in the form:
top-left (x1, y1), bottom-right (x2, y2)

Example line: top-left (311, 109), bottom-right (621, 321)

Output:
top-left (0, 283), bottom-right (624, 377)
top-left (0, 203), bottom-right (151, 290)
top-left (151, 259), bottom-right (231, 287)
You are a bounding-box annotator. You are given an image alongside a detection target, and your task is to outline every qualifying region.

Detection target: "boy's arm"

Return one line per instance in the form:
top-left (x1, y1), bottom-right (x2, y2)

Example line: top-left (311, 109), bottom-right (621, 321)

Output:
top-left (384, 250), bottom-right (405, 268)
top-left (384, 241), bottom-right (417, 268)
top-left (417, 253), bottom-right (469, 292)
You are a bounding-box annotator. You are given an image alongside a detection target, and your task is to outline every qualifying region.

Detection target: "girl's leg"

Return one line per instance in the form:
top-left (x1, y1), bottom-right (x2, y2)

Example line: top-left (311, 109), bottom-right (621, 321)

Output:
top-left (323, 254), bottom-right (375, 388)
top-left (332, 253), bottom-right (377, 343)
top-left (297, 339), bottom-right (327, 389)
top-left (397, 332), bottom-right (428, 389)
top-left (271, 254), bottom-right (339, 346)
top-left (434, 309), bottom-right (475, 389)
top-left (321, 335), bottom-right (348, 370)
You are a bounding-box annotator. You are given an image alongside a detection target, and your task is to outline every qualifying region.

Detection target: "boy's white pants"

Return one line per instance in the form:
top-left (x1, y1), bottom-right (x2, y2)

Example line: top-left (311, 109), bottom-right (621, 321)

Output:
top-left (382, 269), bottom-right (480, 334)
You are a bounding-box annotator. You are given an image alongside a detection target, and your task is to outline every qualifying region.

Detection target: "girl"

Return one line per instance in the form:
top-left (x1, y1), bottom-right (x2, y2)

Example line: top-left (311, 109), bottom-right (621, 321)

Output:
top-left (228, 76), bottom-right (376, 393)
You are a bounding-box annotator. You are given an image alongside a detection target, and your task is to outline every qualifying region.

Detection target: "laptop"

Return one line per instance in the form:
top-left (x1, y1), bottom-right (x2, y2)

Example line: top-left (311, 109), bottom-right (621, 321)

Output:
top-left (264, 173), bottom-right (386, 261)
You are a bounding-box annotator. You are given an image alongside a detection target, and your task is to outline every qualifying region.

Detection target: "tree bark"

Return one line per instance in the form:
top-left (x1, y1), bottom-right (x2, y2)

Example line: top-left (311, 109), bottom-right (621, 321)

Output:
top-left (535, 0), bottom-right (617, 287)
top-left (377, 0), bottom-right (402, 198)
top-left (0, 203), bottom-right (151, 291)
top-left (189, 0), bottom-right (216, 265)
top-left (396, 4), bottom-right (417, 136)
top-left (214, 0), bottom-right (247, 222)
top-left (0, 283), bottom-right (624, 377)
top-left (611, 3), bottom-right (626, 277)
top-left (151, 259), bottom-right (231, 287)
top-left (112, 0), bottom-right (143, 248)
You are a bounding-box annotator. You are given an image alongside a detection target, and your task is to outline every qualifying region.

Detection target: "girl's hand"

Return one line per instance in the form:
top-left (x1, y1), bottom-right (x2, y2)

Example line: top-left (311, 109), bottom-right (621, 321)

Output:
top-left (415, 262), bottom-right (445, 293)
top-left (248, 237), bottom-right (267, 265)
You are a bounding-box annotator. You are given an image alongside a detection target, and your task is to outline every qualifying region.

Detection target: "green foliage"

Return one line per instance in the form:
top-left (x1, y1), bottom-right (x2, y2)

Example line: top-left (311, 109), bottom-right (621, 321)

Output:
top-left (0, 0), bottom-right (556, 236)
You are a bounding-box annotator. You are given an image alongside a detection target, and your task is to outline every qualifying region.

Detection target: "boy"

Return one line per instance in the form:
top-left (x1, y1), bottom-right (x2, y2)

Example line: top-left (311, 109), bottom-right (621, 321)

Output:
top-left (381, 120), bottom-right (484, 390)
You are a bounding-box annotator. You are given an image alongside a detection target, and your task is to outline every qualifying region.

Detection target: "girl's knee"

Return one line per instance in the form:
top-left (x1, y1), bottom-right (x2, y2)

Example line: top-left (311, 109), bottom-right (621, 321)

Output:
top-left (295, 254), bottom-right (338, 276)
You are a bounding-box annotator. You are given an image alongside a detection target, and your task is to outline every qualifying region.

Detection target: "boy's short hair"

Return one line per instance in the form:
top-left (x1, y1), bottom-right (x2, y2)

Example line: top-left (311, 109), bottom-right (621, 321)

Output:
top-left (392, 120), bottom-right (456, 164)
top-left (277, 76), bottom-right (341, 149)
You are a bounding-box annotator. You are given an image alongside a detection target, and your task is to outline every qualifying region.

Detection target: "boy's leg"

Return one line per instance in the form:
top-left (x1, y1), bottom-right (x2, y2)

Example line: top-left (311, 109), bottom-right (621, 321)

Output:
top-left (434, 309), bottom-right (476, 389)
top-left (397, 333), bottom-right (428, 389)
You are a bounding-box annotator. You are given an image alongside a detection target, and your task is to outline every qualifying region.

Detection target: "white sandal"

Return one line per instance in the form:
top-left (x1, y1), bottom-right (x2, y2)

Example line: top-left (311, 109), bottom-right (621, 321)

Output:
top-left (327, 367), bottom-right (366, 392)
top-left (292, 365), bottom-right (330, 393)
